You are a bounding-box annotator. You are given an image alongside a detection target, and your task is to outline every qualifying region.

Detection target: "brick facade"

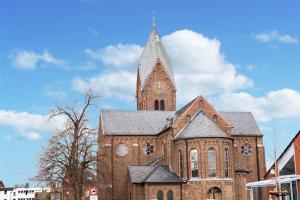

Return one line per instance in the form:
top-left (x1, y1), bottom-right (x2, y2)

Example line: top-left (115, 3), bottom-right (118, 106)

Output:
top-left (137, 62), bottom-right (176, 111)
top-left (97, 27), bottom-right (266, 200)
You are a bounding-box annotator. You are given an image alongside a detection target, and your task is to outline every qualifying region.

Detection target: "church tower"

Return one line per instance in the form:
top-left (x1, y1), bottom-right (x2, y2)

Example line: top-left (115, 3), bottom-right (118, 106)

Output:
top-left (136, 27), bottom-right (176, 111)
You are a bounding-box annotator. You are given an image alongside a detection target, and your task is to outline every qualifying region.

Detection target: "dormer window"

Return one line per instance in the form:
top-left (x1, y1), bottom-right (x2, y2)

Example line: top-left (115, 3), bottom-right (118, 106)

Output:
top-left (213, 115), bottom-right (218, 123)
top-left (186, 115), bottom-right (191, 123)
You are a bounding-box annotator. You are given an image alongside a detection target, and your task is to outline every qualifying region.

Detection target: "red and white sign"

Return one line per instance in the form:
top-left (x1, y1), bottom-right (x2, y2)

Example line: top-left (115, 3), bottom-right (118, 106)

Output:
top-left (90, 187), bottom-right (97, 195)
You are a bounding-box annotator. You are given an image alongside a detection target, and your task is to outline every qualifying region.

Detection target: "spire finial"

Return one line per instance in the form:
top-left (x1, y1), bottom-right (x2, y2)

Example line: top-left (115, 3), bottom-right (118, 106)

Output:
top-left (152, 11), bottom-right (156, 28)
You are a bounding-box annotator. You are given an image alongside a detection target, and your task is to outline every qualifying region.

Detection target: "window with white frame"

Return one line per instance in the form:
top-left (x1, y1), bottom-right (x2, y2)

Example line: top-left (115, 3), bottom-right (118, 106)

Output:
top-left (190, 149), bottom-right (198, 178)
top-left (208, 148), bottom-right (216, 177)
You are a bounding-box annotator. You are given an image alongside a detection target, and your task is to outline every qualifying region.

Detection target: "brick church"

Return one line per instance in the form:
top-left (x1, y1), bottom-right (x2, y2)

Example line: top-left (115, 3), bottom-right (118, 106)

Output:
top-left (97, 27), bottom-right (266, 200)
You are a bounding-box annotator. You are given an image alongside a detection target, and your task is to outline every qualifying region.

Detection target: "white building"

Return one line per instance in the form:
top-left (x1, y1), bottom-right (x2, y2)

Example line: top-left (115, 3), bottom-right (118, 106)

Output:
top-left (0, 185), bottom-right (50, 200)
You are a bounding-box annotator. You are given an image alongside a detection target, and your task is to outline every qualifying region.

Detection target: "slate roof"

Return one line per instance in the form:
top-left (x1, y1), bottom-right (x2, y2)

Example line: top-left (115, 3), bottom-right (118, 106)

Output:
top-left (175, 97), bottom-right (197, 117)
top-left (175, 111), bottom-right (229, 140)
top-left (0, 187), bottom-right (14, 191)
top-left (137, 27), bottom-right (175, 89)
top-left (235, 164), bottom-right (251, 173)
top-left (101, 109), bottom-right (175, 135)
top-left (100, 110), bottom-right (262, 137)
top-left (128, 165), bottom-right (185, 183)
top-left (220, 112), bottom-right (262, 136)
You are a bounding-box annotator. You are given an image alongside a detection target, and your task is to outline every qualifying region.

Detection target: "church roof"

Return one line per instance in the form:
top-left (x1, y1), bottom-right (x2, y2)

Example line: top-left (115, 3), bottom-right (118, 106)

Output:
top-left (101, 109), bottom-right (176, 135)
top-left (128, 165), bottom-right (185, 184)
top-left (137, 27), bottom-right (175, 89)
top-left (220, 112), bottom-right (262, 136)
top-left (235, 164), bottom-right (251, 173)
top-left (100, 109), bottom-right (261, 137)
top-left (175, 111), bottom-right (230, 140)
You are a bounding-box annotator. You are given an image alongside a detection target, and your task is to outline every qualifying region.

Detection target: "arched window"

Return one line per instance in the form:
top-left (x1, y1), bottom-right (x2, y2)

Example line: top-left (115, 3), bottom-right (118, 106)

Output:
top-left (178, 150), bottom-right (184, 177)
top-left (167, 190), bottom-right (174, 200)
top-left (186, 115), bottom-right (191, 123)
top-left (208, 148), bottom-right (216, 177)
top-left (160, 100), bottom-right (165, 110)
top-left (154, 100), bottom-right (159, 110)
top-left (213, 115), bottom-right (218, 123)
top-left (157, 190), bottom-right (163, 200)
top-left (224, 148), bottom-right (229, 177)
top-left (190, 149), bottom-right (198, 178)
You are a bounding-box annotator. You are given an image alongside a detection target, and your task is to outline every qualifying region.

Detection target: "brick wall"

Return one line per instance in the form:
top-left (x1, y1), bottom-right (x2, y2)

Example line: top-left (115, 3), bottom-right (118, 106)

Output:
top-left (234, 172), bottom-right (248, 200)
top-left (136, 62), bottom-right (176, 111)
top-left (172, 97), bottom-right (232, 137)
top-left (174, 138), bottom-right (234, 180)
top-left (144, 184), bottom-right (181, 200)
top-left (184, 180), bottom-right (234, 200)
top-left (98, 134), bottom-right (170, 200)
top-left (233, 136), bottom-right (266, 200)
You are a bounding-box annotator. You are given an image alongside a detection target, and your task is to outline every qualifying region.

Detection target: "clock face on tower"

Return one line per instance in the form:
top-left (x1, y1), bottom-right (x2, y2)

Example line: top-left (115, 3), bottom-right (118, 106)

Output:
top-left (153, 81), bottom-right (166, 94)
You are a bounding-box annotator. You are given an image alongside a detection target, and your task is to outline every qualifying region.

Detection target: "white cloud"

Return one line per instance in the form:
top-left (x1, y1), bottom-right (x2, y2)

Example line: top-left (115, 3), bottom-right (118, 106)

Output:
top-left (85, 44), bottom-right (143, 67)
top-left (216, 89), bottom-right (300, 122)
top-left (76, 29), bottom-right (252, 104)
top-left (12, 50), bottom-right (64, 70)
top-left (162, 30), bottom-right (253, 103)
top-left (253, 30), bottom-right (298, 44)
top-left (0, 110), bottom-right (65, 140)
top-left (72, 70), bottom-right (136, 102)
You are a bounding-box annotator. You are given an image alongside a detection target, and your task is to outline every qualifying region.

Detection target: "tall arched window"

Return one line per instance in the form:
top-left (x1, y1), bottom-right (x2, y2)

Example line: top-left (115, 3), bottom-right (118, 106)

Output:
top-left (224, 148), bottom-right (229, 177)
top-left (160, 100), bottom-right (165, 110)
top-left (213, 115), bottom-right (218, 123)
top-left (208, 148), bottom-right (216, 177)
top-left (186, 115), bottom-right (191, 123)
top-left (157, 190), bottom-right (163, 200)
top-left (190, 149), bottom-right (198, 178)
top-left (178, 150), bottom-right (184, 177)
top-left (154, 100), bottom-right (159, 110)
top-left (167, 190), bottom-right (174, 200)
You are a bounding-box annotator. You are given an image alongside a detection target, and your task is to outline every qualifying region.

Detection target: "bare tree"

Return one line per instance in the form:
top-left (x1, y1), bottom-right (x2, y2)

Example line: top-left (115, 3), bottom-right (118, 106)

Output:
top-left (36, 93), bottom-right (97, 200)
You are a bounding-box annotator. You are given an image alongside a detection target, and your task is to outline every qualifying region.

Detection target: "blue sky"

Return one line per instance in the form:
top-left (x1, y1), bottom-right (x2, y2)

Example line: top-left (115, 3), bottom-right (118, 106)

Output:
top-left (1, 0), bottom-right (300, 186)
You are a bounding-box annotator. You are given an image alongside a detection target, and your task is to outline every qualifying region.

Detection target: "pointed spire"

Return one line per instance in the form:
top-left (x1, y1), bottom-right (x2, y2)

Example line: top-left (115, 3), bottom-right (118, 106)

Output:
top-left (152, 11), bottom-right (156, 28)
top-left (137, 26), bottom-right (175, 89)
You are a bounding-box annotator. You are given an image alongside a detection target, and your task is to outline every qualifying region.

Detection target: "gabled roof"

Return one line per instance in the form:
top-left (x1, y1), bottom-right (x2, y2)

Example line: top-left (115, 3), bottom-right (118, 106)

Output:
top-left (265, 131), bottom-right (300, 177)
top-left (137, 27), bottom-right (175, 89)
top-left (220, 112), bottom-right (262, 136)
top-left (175, 110), bottom-right (230, 140)
top-left (0, 187), bottom-right (14, 191)
top-left (101, 109), bottom-right (175, 135)
top-left (100, 96), bottom-right (262, 137)
top-left (100, 110), bottom-right (262, 137)
top-left (175, 97), bottom-right (197, 117)
top-left (128, 165), bottom-right (185, 184)
top-left (235, 164), bottom-right (251, 173)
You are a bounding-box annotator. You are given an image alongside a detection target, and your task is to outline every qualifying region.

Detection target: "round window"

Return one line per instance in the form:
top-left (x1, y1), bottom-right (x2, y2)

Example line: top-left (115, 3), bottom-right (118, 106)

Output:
top-left (116, 143), bottom-right (128, 157)
top-left (144, 142), bottom-right (155, 156)
top-left (241, 143), bottom-right (252, 156)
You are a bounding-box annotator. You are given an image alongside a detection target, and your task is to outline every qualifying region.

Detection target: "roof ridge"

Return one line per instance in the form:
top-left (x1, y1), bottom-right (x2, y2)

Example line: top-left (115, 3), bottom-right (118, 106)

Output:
top-left (175, 110), bottom-right (230, 140)
top-left (142, 165), bottom-right (159, 182)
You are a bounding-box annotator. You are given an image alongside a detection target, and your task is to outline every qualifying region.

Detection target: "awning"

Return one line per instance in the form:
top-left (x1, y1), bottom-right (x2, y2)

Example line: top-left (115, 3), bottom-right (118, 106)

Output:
top-left (246, 175), bottom-right (300, 189)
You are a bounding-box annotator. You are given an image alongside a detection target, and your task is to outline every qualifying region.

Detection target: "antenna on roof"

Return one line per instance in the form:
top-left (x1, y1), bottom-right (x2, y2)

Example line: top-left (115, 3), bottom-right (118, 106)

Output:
top-left (152, 11), bottom-right (156, 28)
